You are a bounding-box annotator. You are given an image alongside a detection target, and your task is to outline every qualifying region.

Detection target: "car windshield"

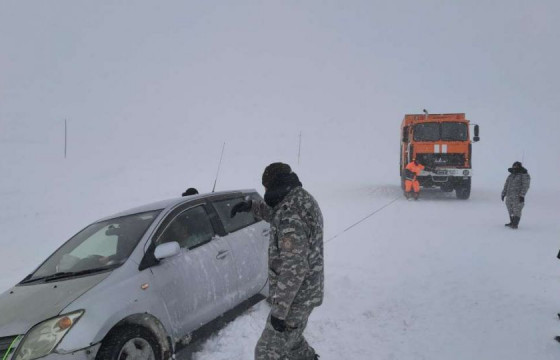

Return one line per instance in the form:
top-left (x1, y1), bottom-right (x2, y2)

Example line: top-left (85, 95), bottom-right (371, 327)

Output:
top-left (24, 210), bottom-right (161, 282)
top-left (413, 123), bottom-right (440, 141)
top-left (441, 122), bottom-right (468, 141)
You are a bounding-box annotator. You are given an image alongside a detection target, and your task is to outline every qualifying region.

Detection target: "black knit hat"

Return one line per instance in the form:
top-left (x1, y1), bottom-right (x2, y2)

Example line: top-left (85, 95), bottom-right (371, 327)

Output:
top-left (512, 161), bottom-right (522, 168)
top-left (182, 188), bottom-right (199, 196)
top-left (262, 162), bottom-right (292, 188)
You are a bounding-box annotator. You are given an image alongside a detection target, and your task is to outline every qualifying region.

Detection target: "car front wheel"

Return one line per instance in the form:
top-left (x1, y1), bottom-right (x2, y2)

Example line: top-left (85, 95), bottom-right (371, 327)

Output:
top-left (96, 325), bottom-right (162, 360)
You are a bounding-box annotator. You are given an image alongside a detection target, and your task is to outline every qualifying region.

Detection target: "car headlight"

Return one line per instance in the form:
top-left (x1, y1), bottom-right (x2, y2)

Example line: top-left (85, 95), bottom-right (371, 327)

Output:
top-left (14, 310), bottom-right (84, 360)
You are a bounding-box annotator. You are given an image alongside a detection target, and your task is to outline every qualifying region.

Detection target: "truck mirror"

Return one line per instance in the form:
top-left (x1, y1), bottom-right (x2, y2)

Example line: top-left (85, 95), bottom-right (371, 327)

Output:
top-left (473, 125), bottom-right (480, 142)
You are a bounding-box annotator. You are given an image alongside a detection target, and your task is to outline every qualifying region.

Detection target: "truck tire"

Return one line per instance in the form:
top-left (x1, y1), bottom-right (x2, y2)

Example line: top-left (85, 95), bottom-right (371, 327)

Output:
top-left (440, 183), bottom-right (454, 192)
top-left (96, 325), bottom-right (162, 360)
top-left (399, 145), bottom-right (403, 178)
top-left (455, 179), bottom-right (471, 200)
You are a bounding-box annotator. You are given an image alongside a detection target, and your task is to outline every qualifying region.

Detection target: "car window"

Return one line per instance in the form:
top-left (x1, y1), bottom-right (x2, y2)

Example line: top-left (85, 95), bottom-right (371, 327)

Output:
top-left (212, 197), bottom-right (258, 233)
top-left (29, 210), bottom-right (161, 280)
top-left (70, 225), bottom-right (118, 258)
top-left (158, 205), bottom-right (214, 249)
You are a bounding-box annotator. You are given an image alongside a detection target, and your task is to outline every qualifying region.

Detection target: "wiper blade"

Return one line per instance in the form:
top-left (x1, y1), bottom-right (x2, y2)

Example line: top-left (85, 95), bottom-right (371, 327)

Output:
top-left (20, 274), bottom-right (33, 283)
top-left (43, 272), bottom-right (77, 281)
top-left (44, 266), bottom-right (117, 282)
top-left (21, 265), bottom-right (118, 284)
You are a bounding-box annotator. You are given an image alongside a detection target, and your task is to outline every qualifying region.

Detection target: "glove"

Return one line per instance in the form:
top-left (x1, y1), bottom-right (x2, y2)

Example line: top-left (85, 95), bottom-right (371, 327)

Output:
top-left (501, 194), bottom-right (505, 201)
top-left (519, 196), bottom-right (524, 203)
top-left (230, 199), bottom-right (253, 218)
top-left (270, 315), bottom-right (286, 332)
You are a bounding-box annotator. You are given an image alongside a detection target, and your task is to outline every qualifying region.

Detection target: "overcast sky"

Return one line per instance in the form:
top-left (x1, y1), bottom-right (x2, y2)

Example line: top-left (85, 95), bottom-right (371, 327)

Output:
top-left (1, 0), bottom-right (559, 193)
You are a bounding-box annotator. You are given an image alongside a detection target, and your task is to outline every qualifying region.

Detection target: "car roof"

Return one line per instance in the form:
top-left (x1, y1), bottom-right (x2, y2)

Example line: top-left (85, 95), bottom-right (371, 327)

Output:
top-left (96, 189), bottom-right (256, 222)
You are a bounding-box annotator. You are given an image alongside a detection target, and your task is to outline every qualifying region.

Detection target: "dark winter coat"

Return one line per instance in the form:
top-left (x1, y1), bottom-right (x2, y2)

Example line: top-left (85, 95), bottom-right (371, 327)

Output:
top-left (251, 187), bottom-right (324, 320)
top-left (502, 166), bottom-right (531, 199)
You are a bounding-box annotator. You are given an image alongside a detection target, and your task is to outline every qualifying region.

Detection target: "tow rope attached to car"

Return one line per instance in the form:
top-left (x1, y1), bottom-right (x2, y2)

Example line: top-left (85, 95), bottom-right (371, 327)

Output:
top-left (325, 196), bottom-right (401, 244)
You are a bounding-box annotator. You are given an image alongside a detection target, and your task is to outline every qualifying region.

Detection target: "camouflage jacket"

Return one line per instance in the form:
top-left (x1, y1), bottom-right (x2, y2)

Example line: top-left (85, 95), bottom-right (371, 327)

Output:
top-left (502, 172), bottom-right (531, 199)
top-left (252, 186), bottom-right (324, 319)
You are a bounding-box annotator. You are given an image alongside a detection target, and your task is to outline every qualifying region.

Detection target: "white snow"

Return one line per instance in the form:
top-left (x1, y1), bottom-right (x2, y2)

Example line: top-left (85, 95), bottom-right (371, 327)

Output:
top-left (2, 148), bottom-right (559, 360)
top-left (191, 185), bottom-right (560, 360)
top-left (2, 1), bottom-right (560, 359)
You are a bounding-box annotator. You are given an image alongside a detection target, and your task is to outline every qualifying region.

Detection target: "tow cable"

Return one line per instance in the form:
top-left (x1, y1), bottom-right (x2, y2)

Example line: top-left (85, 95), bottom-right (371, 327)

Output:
top-left (325, 196), bottom-right (401, 244)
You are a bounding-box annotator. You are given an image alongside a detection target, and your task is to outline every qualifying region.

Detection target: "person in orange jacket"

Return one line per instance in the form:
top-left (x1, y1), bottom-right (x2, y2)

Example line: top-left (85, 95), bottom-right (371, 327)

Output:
top-left (404, 158), bottom-right (427, 200)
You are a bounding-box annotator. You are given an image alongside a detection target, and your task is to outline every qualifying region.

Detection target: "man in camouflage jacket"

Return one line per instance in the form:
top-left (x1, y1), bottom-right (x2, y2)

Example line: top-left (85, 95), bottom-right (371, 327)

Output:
top-left (231, 163), bottom-right (323, 360)
top-left (501, 161), bottom-right (531, 229)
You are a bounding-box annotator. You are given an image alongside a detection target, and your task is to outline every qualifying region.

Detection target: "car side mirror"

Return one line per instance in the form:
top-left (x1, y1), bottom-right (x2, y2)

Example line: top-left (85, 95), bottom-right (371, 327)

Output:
top-left (473, 125), bottom-right (480, 142)
top-left (154, 242), bottom-right (181, 260)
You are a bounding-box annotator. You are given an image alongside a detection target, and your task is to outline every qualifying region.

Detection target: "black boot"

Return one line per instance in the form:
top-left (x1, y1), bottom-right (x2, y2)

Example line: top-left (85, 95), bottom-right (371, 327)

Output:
top-left (510, 216), bottom-right (520, 229)
top-left (505, 215), bottom-right (513, 227)
top-left (413, 192), bottom-right (419, 200)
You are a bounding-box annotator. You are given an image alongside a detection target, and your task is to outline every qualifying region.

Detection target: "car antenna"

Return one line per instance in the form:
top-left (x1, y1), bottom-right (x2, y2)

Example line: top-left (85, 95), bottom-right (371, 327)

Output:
top-left (212, 142), bottom-right (226, 193)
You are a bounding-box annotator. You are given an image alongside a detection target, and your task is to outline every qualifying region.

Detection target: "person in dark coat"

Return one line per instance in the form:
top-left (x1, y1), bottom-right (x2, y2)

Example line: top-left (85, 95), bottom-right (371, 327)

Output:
top-left (501, 161), bottom-right (530, 229)
top-left (231, 162), bottom-right (323, 360)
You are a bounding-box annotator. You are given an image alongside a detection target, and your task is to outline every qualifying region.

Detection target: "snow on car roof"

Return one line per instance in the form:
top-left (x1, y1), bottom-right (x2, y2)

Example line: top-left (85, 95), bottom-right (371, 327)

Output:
top-left (96, 189), bottom-right (256, 222)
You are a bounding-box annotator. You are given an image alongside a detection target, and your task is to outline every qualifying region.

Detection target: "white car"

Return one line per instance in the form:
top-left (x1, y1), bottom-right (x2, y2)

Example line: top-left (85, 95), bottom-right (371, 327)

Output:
top-left (0, 190), bottom-right (269, 359)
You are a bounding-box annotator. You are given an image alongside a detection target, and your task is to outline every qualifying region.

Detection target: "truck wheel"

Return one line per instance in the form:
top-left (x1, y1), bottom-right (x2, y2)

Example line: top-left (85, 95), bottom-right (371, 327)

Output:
top-left (96, 325), bottom-right (162, 360)
top-left (455, 179), bottom-right (471, 200)
top-left (399, 146), bottom-right (403, 178)
top-left (440, 183), bottom-right (454, 192)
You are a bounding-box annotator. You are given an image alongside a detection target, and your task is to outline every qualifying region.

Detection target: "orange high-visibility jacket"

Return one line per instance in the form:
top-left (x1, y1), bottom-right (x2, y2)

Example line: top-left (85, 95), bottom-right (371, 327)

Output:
top-left (405, 161), bottom-right (425, 180)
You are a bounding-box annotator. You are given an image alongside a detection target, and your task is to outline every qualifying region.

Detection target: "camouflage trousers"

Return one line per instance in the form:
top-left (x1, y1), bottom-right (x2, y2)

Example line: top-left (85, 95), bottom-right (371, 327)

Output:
top-left (505, 196), bottom-right (525, 217)
top-left (255, 304), bottom-right (316, 360)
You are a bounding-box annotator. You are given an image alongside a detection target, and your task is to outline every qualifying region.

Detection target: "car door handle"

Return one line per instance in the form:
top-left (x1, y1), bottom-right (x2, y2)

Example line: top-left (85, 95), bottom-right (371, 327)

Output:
top-left (216, 250), bottom-right (229, 260)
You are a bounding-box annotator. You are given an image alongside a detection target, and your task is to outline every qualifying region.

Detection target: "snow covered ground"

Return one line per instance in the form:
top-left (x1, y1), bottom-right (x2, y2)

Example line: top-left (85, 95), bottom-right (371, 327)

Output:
top-left (2, 1), bottom-right (560, 359)
top-left (190, 184), bottom-right (560, 360)
top-left (2, 147), bottom-right (559, 360)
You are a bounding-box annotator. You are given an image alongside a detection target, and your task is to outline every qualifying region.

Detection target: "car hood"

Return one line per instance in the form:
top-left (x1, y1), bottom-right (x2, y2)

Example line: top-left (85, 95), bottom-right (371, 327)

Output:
top-left (0, 272), bottom-right (110, 336)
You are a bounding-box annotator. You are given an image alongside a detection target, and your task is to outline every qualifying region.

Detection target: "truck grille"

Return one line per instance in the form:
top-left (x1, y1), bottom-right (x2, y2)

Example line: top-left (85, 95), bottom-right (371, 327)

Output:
top-left (417, 153), bottom-right (465, 167)
top-left (0, 335), bottom-right (20, 358)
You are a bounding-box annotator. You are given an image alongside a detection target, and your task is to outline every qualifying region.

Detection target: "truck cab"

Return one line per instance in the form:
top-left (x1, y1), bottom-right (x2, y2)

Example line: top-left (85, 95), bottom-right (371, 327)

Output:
top-left (400, 112), bottom-right (480, 199)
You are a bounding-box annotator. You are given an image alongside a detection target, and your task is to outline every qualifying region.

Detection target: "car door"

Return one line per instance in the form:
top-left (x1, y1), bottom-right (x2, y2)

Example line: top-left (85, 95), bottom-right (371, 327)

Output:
top-left (208, 193), bottom-right (269, 302)
top-left (149, 203), bottom-right (238, 335)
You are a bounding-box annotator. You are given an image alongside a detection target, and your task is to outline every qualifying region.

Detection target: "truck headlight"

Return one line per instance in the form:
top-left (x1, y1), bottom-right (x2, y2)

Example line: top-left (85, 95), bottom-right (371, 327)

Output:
top-left (14, 310), bottom-right (84, 360)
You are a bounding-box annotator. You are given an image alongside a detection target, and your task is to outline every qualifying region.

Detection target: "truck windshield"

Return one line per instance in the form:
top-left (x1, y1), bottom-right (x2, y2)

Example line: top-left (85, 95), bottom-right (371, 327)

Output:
top-left (414, 122), bottom-right (469, 141)
top-left (413, 123), bottom-right (440, 141)
top-left (441, 122), bottom-right (468, 141)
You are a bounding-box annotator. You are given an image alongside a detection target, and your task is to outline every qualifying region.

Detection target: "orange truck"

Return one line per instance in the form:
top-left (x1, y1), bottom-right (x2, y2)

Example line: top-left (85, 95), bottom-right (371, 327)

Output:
top-left (400, 111), bottom-right (480, 199)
